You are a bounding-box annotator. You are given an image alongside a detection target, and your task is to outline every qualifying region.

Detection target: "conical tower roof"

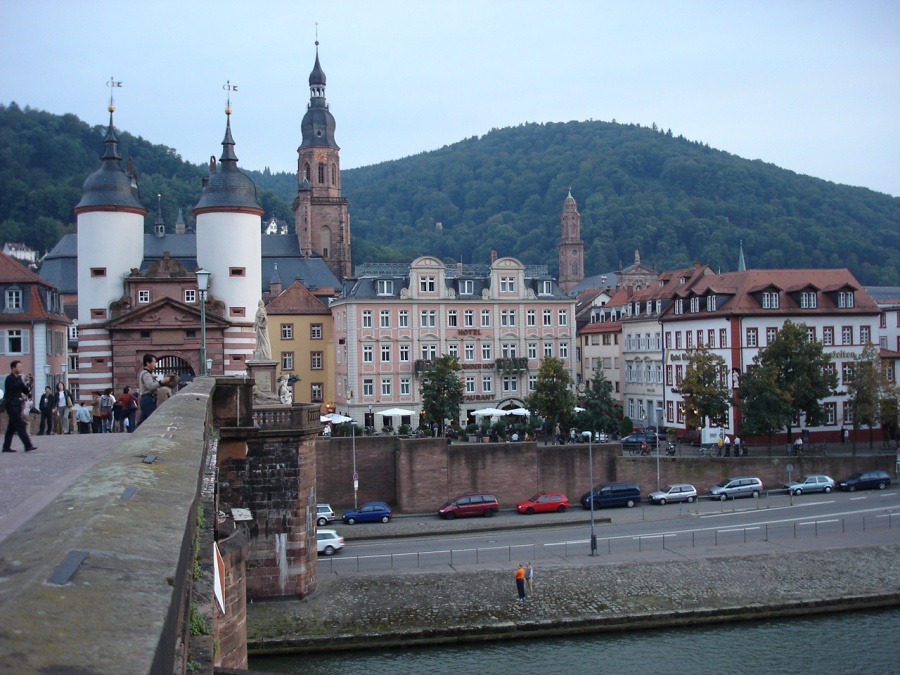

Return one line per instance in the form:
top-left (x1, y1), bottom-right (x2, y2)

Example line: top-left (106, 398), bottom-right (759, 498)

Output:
top-left (194, 110), bottom-right (262, 213)
top-left (300, 41), bottom-right (338, 148)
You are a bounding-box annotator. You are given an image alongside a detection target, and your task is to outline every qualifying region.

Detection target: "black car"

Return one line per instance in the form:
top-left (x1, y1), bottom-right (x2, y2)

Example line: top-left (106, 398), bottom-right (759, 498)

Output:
top-left (836, 470), bottom-right (891, 492)
top-left (620, 433), bottom-right (659, 454)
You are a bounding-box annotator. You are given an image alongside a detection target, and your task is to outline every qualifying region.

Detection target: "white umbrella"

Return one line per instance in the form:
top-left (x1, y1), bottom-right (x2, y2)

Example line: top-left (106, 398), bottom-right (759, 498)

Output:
top-left (473, 407), bottom-right (508, 417)
top-left (323, 412), bottom-right (352, 424)
top-left (378, 408), bottom-right (417, 417)
top-left (506, 407), bottom-right (530, 416)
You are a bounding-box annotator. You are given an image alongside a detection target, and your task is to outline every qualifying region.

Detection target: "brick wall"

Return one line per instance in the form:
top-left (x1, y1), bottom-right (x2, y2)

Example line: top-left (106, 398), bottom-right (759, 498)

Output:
top-left (214, 527), bottom-right (248, 669)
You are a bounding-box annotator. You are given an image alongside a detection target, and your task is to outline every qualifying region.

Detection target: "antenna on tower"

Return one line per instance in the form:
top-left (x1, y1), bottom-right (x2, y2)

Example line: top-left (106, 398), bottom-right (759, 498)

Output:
top-left (223, 80), bottom-right (238, 115)
top-left (106, 76), bottom-right (122, 112)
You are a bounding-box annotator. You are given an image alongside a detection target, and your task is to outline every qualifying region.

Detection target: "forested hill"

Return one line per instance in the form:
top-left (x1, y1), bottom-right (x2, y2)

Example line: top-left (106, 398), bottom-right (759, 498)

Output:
top-left (2, 103), bottom-right (899, 285)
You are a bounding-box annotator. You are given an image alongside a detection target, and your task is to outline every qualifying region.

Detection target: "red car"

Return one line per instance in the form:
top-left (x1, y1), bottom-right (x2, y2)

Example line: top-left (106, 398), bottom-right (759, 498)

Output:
top-left (516, 492), bottom-right (570, 515)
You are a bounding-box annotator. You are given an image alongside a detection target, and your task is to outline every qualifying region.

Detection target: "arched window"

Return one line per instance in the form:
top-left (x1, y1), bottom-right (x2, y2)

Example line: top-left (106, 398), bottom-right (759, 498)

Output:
top-left (304, 163), bottom-right (311, 181)
top-left (331, 163), bottom-right (337, 185)
top-left (318, 164), bottom-right (325, 184)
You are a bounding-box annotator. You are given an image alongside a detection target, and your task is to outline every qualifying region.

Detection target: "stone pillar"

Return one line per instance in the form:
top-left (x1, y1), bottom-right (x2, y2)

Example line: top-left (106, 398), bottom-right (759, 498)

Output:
top-left (246, 359), bottom-right (279, 405)
top-left (213, 526), bottom-right (249, 670)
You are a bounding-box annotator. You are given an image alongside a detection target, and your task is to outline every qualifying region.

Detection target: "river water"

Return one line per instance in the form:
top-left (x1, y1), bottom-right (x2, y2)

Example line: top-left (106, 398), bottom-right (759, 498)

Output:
top-left (251, 607), bottom-right (898, 674)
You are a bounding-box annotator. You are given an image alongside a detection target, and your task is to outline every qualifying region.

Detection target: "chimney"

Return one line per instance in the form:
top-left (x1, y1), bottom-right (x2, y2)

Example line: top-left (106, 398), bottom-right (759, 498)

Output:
top-left (490, 250), bottom-right (497, 264)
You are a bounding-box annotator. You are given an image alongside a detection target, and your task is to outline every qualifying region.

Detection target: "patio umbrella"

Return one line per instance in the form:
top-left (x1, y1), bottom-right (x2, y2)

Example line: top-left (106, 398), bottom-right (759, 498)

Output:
top-left (323, 412), bottom-right (352, 424)
top-left (506, 407), bottom-right (530, 416)
top-left (377, 408), bottom-right (417, 417)
top-left (473, 407), bottom-right (508, 417)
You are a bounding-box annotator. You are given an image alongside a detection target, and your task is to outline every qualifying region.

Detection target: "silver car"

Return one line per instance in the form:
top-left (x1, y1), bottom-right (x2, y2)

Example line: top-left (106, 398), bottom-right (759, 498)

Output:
top-left (316, 503), bottom-right (336, 527)
top-left (648, 484), bottom-right (697, 505)
top-left (783, 474), bottom-right (834, 495)
top-left (316, 529), bottom-right (344, 556)
top-left (709, 476), bottom-right (763, 501)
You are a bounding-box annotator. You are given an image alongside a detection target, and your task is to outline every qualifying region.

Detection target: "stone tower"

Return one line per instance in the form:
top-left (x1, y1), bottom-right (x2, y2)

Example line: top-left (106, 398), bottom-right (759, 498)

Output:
top-left (557, 189), bottom-right (584, 293)
top-left (293, 42), bottom-right (351, 280)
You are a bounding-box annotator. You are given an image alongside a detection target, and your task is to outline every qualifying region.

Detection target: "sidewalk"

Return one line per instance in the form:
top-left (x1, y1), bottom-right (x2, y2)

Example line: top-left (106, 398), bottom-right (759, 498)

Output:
top-left (0, 432), bottom-right (126, 544)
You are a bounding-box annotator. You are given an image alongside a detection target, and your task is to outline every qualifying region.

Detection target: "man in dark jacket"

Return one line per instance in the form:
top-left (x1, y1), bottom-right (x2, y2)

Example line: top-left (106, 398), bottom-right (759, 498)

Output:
top-left (3, 360), bottom-right (36, 452)
top-left (38, 385), bottom-right (54, 435)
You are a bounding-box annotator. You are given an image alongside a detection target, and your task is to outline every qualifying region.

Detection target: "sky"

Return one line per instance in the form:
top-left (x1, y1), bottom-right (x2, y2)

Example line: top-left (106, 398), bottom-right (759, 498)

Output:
top-left (2, 0), bottom-right (899, 197)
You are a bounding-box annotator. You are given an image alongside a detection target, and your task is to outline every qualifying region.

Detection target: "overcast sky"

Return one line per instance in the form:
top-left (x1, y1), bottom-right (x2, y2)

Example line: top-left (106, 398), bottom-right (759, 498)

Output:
top-left (2, 0), bottom-right (898, 197)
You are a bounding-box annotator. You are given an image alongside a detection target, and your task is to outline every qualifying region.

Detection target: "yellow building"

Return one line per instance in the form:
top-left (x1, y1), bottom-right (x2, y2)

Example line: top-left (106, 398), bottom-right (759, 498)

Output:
top-left (266, 281), bottom-right (334, 411)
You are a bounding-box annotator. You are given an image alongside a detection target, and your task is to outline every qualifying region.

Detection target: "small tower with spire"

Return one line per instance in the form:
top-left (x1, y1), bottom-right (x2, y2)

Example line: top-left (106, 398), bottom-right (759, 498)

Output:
top-left (194, 89), bottom-right (264, 375)
top-left (154, 194), bottom-right (166, 238)
top-left (557, 189), bottom-right (585, 293)
top-left (292, 41), bottom-right (352, 280)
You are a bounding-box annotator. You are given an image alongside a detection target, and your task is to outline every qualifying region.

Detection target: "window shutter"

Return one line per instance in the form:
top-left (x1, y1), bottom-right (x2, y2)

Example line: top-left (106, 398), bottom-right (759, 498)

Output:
top-left (22, 329), bottom-right (30, 354)
top-left (0, 330), bottom-right (5, 355)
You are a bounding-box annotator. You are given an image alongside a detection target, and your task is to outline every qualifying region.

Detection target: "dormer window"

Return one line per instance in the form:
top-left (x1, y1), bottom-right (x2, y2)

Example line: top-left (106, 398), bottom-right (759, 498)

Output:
top-left (838, 291), bottom-right (854, 308)
top-left (800, 291), bottom-right (817, 309)
top-left (538, 280), bottom-right (552, 296)
top-left (655, 300), bottom-right (662, 314)
top-left (674, 299), bottom-right (684, 315)
top-left (706, 295), bottom-right (717, 312)
top-left (5, 288), bottom-right (22, 311)
top-left (500, 276), bottom-right (515, 293)
top-left (419, 275), bottom-right (436, 293)
top-left (459, 280), bottom-right (474, 295)
top-left (679, 276), bottom-right (686, 284)
top-left (659, 280), bottom-right (664, 287)
top-left (690, 297), bottom-right (700, 313)
top-left (762, 291), bottom-right (780, 309)
top-left (376, 279), bottom-right (394, 296)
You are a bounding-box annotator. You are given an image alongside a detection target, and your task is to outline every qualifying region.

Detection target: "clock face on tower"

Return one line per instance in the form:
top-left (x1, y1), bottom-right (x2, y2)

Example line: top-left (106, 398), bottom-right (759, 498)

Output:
top-left (315, 150), bottom-right (328, 164)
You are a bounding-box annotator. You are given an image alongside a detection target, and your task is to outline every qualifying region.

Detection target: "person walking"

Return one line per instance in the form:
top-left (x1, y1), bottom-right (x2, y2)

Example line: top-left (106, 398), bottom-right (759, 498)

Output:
top-left (100, 388), bottom-right (115, 432)
top-left (75, 402), bottom-right (92, 434)
top-left (716, 433), bottom-right (724, 457)
top-left (733, 435), bottom-right (742, 457)
top-left (90, 392), bottom-right (102, 434)
top-left (525, 562), bottom-right (535, 596)
top-left (514, 564), bottom-right (527, 601)
top-left (3, 360), bottom-right (37, 453)
top-left (38, 386), bottom-right (54, 435)
top-left (724, 435), bottom-right (732, 457)
top-left (54, 381), bottom-right (72, 435)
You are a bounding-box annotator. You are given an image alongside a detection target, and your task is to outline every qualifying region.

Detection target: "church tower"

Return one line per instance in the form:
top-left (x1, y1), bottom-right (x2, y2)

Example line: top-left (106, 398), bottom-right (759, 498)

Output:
top-left (293, 42), bottom-right (351, 280)
top-left (557, 189), bottom-right (584, 293)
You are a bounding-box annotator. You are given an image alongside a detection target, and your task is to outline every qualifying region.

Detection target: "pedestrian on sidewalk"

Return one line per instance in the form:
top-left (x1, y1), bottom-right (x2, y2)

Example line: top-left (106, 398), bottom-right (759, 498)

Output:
top-left (733, 435), bottom-right (742, 457)
top-left (38, 386), bottom-right (54, 435)
top-left (514, 563), bottom-right (526, 601)
top-left (75, 402), bottom-right (92, 434)
top-left (54, 382), bottom-right (72, 434)
top-left (3, 360), bottom-right (36, 453)
top-left (525, 562), bottom-right (535, 595)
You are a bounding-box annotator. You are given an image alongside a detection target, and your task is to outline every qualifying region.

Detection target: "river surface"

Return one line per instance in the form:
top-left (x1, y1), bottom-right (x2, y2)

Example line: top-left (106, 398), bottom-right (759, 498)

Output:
top-left (251, 607), bottom-right (898, 674)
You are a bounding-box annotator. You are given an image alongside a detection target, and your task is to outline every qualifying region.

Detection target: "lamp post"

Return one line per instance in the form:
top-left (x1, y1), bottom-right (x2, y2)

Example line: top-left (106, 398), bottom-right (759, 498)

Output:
top-left (43, 363), bottom-right (50, 392)
top-left (582, 430), bottom-right (597, 555)
top-left (196, 269), bottom-right (211, 376)
top-left (61, 362), bottom-right (68, 393)
top-left (349, 393), bottom-right (358, 511)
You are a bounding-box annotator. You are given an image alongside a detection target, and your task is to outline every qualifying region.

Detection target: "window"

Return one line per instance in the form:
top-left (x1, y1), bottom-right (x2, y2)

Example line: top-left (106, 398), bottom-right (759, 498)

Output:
top-left (686, 332), bottom-right (693, 349)
top-left (674, 299), bottom-right (683, 315)
top-left (464, 343), bottom-right (475, 360)
top-left (558, 309), bottom-right (568, 326)
top-left (766, 327), bottom-right (778, 345)
top-left (838, 291), bottom-right (854, 308)
top-left (823, 327), bottom-right (834, 346)
top-left (500, 276), bottom-right (515, 293)
top-left (281, 352), bottom-right (294, 370)
top-left (860, 326), bottom-right (871, 344)
top-left (543, 309), bottom-right (552, 326)
top-left (690, 297), bottom-right (700, 313)
top-left (503, 342), bottom-right (518, 358)
top-left (543, 342), bottom-right (553, 357)
top-left (665, 332), bottom-right (672, 349)
top-left (501, 309), bottom-right (516, 326)
top-left (482, 343), bottom-right (492, 361)
top-left (184, 289), bottom-right (197, 304)
top-left (318, 163), bottom-right (325, 184)
top-left (675, 332), bottom-right (683, 350)
top-left (363, 345), bottom-right (373, 363)
top-left (602, 334), bottom-right (611, 346)
top-left (706, 295), bottom-right (717, 312)
top-left (559, 342), bottom-right (569, 359)
top-left (464, 310), bottom-right (474, 327)
top-left (376, 279), bottom-right (394, 296)
top-left (5, 329), bottom-right (26, 354)
top-left (482, 374), bottom-right (493, 393)
top-left (363, 378), bottom-right (374, 397)
top-left (667, 401), bottom-right (674, 422)
top-left (527, 309), bottom-right (536, 326)
top-left (480, 309), bottom-right (491, 327)
top-left (400, 377), bottom-right (411, 395)
top-left (399, 344), bottom-right (410, 362)
top-left (824, 402), bottom-right (836, 425)
top-left (459, 280), bottom-right (474, 295)
top-left (380, 310), bottom-right (391, 328)
top-left (419, 275), bottom-right (436, 293)
top-left (465, 376), bottom-right (476, 394)
top-left (448, 343), bottom-right (459, 358)
top-left (800, 291), bottom-right (817, 309)
top-left (420, 310), bottom-right (436, 327)
top-left (381, 378), bottom-right (392, 397)
top-left (362, 310), bottom-right (373, 328)
top-left (311, 383), bottom-right (323, 403)
top-left (881, 313), bottom-right (887, 329)
top-left (398, 311), bottom-right (409, 328)
top-left (842, 326), bottom-right (853, 345)
top-left (90, 268), bottom-right (107, 277)
top-left (762, 291), bottom-right (779, 309)
top-left (528, 375), bottom-right (537, 391)
top-left (746, 328), bottom-right (757, 347)
top-left (503, 375), bottom-right (518, 392)
top-left (539, 280), bottom-right (552, 295)
top-left (842, 362), bottom-right (854, 384)
top-left (138, 290), bottom-right (150, 304)
top-left (311, 323), bottom-right (322, 340)
top-left (707, 329), bottom-right (716, 348)
top-left (229, 267), bottom-right (245, 277)
top-left (422, 344), bottom-right (437, 360)
top-left (720, 328), bottom-right (727, 347)
top-left (281, 324), bottom-right (294, 340)
top-left (380, 344), bottom-right (391, 362)
top-left (666, 365), bottom-right (673, 386)
top-left (448, 310), bottom-right (458, 327)
top-left (527, 342), bottom-right (537, 359)
top-left (68, 324), bottom-right (78, 342)
top-left (843, 401), bottom-right (853, 424)
top-left (885, 362), bottom-right (895, 382)
top-left (807, 327), bottom-right (816, 343)
top-left (311, 351), bottom-right (323, 369)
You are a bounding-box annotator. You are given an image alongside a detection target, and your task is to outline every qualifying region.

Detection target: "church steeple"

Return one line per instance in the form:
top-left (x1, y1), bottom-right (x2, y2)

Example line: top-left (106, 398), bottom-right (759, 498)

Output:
top-left (293, 41), bottom-right (352, 281)
top-left (557, 189), bottom-right (584, 293)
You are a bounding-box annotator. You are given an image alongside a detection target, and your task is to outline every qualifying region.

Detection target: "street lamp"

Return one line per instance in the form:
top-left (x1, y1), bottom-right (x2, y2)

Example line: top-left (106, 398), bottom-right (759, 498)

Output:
top-left (349, 393), bottom-right (358, 511)
top-left (43, 363), bottom-right (50, 391)
top-left (582, 430), bottom-right (597, 555)
top-left (196, 269), bottom-right (211, 376)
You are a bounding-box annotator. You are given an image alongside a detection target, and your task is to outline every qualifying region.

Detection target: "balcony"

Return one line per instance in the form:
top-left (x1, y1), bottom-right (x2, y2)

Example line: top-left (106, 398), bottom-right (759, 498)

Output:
top-left (495, 357), bottom-right (529, 372)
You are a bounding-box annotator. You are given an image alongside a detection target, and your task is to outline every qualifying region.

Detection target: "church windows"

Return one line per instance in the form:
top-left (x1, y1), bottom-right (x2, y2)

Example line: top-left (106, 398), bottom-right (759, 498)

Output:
top-left (331, 163), bottom-right (336, 185)
top-left (318, 163), bottom-right (325, 184)
top-left (304, 163), bottom-right (311, 181)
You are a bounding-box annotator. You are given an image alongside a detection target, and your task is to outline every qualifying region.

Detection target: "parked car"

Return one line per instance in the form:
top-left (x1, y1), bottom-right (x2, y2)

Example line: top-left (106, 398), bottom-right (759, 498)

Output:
top-left (438, 493), bottom-right (499, 519)
top-left (580, 482), bottom-right (641, 509)
top-left (709, 476), bottom-right (763, 501)
top-left (647, 484), bottom-right (697, 505)
top-left (676, 429), bottom-right (701, 446)
top-left (341, 501), bottom-right (393, 524)
top-left (516, 492), bottom-right (570, 514)
top-left (620, 433), bottom-right (658, 453)
top-left (316, 529), bottom-right (344, 556)
top-left (836, 470), bottom-right (892, 492)
top-left (316, 503), bottom-right (336, 526)
top-left (783, 475), bottom-right (835, 495)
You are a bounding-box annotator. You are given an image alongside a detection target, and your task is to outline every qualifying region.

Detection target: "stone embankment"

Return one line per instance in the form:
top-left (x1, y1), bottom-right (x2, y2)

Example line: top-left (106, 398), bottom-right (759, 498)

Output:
top-left (248, 509), bottom-right (900, 654)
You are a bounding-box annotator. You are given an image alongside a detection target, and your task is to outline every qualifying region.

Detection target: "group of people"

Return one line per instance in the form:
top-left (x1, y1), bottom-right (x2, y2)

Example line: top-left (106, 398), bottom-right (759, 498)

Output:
top-left (2, 353), bottom-right (181, 452)
top-left (715, 434), bottom-right (744, 456)
top-left (514, 562), bottom-right (535, 601)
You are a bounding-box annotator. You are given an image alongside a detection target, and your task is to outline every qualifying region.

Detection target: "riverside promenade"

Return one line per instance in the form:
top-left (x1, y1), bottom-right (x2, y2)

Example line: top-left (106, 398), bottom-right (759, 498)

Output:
top-left (248, 507), bottom-right (900, 654)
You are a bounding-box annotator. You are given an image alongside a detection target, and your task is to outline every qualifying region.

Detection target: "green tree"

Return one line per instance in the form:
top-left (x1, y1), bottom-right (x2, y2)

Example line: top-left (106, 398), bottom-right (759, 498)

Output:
top-left (754, 320), bottom-right (838, 442)
top-left (676, 347), bottom-right (731, 429)
top-left (525, 357), bottom-right (575, 438)
top-left (847, 342), bottom-right (899, 453)
top-left (579, 367), bottom-right (618, 437)
top-left (737, 362), bottom-right (792, 452)
top-left (418, 354), bottom-right (464, 437)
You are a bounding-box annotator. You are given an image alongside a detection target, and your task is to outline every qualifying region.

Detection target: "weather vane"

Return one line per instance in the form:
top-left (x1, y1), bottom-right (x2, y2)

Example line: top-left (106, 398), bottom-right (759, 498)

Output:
top-left (106, 76), bottom-right (122, 112)
top-left (223, 80), bottom-right (238, 115)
